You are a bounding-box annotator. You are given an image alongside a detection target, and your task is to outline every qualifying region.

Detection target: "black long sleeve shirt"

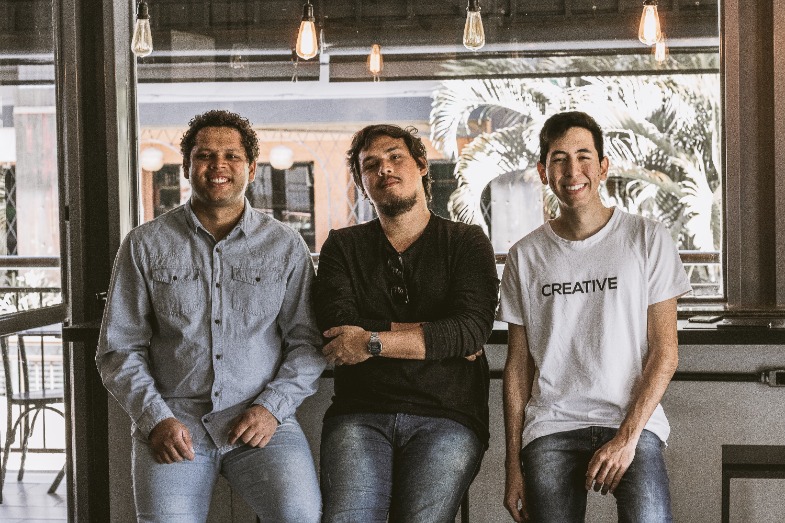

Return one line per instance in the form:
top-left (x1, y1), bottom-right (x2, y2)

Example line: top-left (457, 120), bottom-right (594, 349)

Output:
top-left (313, 214), bottom-right (499, 445)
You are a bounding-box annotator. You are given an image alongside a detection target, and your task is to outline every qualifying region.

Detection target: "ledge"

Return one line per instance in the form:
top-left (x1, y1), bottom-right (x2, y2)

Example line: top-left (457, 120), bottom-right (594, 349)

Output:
top-left (487, 319), bottom-right (785, 346)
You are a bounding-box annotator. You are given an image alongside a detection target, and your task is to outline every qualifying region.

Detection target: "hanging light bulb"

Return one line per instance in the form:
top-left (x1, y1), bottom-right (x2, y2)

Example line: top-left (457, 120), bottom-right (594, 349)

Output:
top-left (131, 1), bottom-right (153, 57)
top-left (653, 34), bottom-right (668, 64)
top-left (463, 0), bottom-right (485, 51)
top-left (296, 0), bottom-right (318, 60)
top-left (638, 0), bottom-right (662, 46)
top-left (368, 44), bottom-right (383, 79)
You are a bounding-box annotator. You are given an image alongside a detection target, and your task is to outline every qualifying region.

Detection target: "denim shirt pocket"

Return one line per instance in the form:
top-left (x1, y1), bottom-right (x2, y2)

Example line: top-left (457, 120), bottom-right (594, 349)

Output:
top-left (151, 267), bottom-right (202, 316)
top-left (230, 266), bottom-right (285, 317)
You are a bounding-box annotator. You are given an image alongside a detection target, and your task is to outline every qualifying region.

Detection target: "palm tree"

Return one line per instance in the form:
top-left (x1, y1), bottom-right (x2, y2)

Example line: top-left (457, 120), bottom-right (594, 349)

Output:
top-left (429, 56), bottom-right (721, 253)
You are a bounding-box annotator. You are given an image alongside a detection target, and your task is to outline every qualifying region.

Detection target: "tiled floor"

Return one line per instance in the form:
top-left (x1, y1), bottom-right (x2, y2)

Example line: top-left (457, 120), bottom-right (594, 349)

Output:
top-left (0, 470), bottom-right (67, 522)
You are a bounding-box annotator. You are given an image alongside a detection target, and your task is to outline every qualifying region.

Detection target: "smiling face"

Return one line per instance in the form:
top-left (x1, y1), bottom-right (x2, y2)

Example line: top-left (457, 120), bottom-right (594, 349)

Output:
top-left (537, 126), bottom-right (609, 213)
top-left (185, 126), bottom-right (255, 215)
top-left (358, 135), bottom-right (428, 217)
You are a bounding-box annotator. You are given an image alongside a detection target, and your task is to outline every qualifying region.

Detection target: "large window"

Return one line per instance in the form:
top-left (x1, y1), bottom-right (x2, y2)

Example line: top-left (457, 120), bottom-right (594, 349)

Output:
top-left (429, 53), bottom-right (721, 297)
top-left (0, 0), bottom-right (67, 493)
top-left (0, 0), bottom-right (64, 318)
top-left (133, 0), bottom-right (721, 301)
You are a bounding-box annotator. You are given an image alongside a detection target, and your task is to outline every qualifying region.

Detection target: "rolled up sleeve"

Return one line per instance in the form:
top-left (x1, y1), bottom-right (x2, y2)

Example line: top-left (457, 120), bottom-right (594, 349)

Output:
top-left (422, 225), bottom-right (499, 359)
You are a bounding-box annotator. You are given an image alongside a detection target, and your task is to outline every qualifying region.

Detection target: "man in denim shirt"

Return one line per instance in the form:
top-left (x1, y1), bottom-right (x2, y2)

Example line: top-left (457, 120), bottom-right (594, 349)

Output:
top-left (97, 110), bottom-right (325, 522)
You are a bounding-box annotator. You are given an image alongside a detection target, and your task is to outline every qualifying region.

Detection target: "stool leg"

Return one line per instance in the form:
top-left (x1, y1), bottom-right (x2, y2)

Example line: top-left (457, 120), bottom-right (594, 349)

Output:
top-left (17, 409), bottom-right (41, 482)
top-left (48, 465), bottom-right (65, 494)
top-left (1, 420), bottom-right (17, 504)
top-left (721, 469), bottom-right (730, 523)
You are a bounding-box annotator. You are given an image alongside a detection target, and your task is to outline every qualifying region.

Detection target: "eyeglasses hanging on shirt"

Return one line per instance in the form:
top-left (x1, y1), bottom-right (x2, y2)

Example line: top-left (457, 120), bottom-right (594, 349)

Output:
top-left (387, 255), bottom-right (410, 305)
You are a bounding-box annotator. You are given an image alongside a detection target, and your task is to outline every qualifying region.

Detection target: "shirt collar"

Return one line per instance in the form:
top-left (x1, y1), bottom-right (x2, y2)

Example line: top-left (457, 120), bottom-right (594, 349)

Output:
top-left (183, 198), bottom-right (257, 238)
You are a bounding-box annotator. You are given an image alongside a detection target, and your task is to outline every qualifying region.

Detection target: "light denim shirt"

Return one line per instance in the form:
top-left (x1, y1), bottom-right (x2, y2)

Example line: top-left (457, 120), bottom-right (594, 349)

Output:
top-left (97, 199), bottom-right (325, 448)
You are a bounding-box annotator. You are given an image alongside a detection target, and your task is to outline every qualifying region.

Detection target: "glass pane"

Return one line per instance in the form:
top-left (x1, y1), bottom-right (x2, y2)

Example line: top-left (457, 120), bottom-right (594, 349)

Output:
top-left (0, 0), bottom-right (62, 314)
top-left (431, 62), bottom-right (722, 298)
top-left (135, 1), bottom-right (721, 299)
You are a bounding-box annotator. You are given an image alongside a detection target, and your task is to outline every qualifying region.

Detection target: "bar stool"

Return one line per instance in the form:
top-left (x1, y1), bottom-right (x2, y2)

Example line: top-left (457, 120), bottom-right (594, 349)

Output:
top-left (721, 444), bottom-right (785, 523)
top-left (0, 331), bottom-right (66, 503)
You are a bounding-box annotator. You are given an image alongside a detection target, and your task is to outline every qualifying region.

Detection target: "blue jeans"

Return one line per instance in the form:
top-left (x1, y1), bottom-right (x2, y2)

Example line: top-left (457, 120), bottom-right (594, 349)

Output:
top-left (521, 427), bottom-right (673, 523)
top-left (132, 417), bottom-right (320, 523)
top-left (320, 413), bottom-right (484, 523)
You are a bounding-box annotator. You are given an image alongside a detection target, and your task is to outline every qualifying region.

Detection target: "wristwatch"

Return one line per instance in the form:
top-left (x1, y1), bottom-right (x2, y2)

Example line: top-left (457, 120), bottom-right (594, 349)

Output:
top-left (367, 331), bottom-right (383, 357)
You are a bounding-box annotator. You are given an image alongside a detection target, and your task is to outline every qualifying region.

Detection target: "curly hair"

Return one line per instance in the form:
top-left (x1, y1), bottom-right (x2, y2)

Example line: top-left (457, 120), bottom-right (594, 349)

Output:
top-left (180, 110), bottom-right (260, 172)
top-left (346, 124), bottom-right (432, 202)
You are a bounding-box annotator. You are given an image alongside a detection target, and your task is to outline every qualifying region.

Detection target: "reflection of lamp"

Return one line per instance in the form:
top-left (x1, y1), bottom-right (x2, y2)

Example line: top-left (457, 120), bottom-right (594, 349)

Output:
top-left (131, 1), bottom-right (153, 57)
top-left (269, 145), bottom-right (294, 170)
top-left (295, 0), bottom-right (318, 60)
top-left (140, 147), bottom-right (165, 171)
top-left (653, 35), bottom-right (668, 64)
top-left (230, 43), bottom-right (250, 70)
top-left (638, 0), bottom-right (662, 46)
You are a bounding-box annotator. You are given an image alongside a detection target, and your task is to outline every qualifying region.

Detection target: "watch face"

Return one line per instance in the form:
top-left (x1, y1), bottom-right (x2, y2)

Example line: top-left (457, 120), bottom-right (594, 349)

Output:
top-left (368, 340), bottom-right (382, 356)
top-left (367, 333), bottom-right (382, 356)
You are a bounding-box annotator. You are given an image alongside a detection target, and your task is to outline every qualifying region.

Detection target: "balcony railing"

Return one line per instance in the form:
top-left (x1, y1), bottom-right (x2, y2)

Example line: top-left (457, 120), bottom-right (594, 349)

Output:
top-left (0, 256), bottom-right (62, 316)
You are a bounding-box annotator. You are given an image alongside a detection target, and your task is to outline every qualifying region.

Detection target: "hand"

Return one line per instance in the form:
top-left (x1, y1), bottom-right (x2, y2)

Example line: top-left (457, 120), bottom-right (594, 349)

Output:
top-left (504, 466), bottom-right (529, 522)
top-left (465, 348), bottom-right (484, 361)
top-left (149, 417), bottom-right (194, 464)
top-left (585, 434), bottom-right (637, 495)
top-left (228, 405), bottom-right (279, 448)
top-left (322, 325), bottom-right (372, 366)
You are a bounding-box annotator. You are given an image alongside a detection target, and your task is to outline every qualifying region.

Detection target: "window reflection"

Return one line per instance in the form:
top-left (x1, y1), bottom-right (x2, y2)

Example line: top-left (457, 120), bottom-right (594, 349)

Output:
top-left (134, 2), bottom-right (721, 298)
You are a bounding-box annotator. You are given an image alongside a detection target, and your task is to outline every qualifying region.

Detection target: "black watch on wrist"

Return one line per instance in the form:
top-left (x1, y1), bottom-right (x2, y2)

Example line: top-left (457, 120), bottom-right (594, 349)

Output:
top-left (367, 331), bottom-right (382, 357)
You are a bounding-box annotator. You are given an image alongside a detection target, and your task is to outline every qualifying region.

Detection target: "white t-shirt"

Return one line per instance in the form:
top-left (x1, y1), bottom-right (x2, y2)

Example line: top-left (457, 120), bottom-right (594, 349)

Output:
top-left (498, 208), bottom-right (692, 448)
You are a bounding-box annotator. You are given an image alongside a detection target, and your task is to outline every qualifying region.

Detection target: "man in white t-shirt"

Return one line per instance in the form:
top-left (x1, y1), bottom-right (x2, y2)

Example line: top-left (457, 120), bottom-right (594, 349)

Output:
top-left (499, 111), bottom-right (691, 522)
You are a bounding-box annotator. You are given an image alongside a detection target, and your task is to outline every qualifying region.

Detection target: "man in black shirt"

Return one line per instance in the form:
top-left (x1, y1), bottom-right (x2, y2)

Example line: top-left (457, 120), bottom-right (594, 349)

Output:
top-left (313, 124), bottom-right (499, 522)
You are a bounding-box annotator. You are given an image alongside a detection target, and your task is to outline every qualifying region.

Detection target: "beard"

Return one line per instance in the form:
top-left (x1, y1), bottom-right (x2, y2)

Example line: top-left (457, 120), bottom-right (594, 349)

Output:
top-left (375, 193), bottom-right (418, 217)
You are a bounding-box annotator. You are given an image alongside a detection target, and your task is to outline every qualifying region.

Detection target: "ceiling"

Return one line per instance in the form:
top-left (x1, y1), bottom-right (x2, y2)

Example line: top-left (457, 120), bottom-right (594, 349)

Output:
top-left (0, 0), bottom-right (719, 56)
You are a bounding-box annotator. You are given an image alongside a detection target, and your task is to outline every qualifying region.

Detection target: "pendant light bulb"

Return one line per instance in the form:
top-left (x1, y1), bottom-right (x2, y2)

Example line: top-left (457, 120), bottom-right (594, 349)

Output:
top-left (296, 1), bottom-right (318, 60)
top-left (368, 44), bottom-right (383, 77)
top-left (463, 0), bottom-right (485, 51)
top-left (638, 0), bottom-right (662, 46)
top-left (131, 1), bottom-right (153, 57)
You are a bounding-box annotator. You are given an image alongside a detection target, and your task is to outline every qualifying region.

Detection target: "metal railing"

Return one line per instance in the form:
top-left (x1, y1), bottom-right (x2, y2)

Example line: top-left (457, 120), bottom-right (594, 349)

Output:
top-left (0, 256), bottom-right (62, 315)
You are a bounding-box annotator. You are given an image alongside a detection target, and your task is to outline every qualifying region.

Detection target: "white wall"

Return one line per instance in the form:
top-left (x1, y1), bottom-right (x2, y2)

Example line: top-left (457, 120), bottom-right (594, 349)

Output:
top-left (107, 342), bottom-right (785, 522)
